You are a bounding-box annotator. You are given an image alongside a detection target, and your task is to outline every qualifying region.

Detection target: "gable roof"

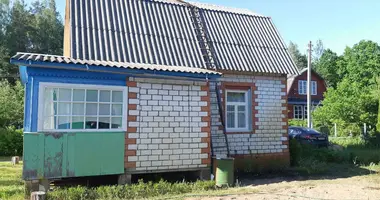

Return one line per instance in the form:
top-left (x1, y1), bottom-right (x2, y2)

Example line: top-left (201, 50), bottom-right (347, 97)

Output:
top-left (287, 68), bottom-right (326, 93)
top-left (64, 0), bottom-right (298, 75)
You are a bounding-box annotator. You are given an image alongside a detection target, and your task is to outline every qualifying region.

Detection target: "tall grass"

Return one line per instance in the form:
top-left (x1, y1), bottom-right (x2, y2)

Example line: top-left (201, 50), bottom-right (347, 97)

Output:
top-left (47, 180), bottom-right (216, 200)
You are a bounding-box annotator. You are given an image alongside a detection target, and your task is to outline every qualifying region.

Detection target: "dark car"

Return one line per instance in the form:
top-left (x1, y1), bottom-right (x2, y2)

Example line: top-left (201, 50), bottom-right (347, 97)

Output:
top-left (288, 126), bottom-right (329, 147)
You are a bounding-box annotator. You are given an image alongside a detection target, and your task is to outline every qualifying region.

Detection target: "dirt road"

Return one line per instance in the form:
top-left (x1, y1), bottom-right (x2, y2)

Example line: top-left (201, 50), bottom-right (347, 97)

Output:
top-left (186, 175), bottom-right (380, 200)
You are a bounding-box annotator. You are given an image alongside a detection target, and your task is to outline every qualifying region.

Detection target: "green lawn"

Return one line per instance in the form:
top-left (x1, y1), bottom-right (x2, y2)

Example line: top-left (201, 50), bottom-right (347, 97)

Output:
top-left (0, 158), bottom-right (24, 200)
top-left (0, 155), bottom-right (379, 200)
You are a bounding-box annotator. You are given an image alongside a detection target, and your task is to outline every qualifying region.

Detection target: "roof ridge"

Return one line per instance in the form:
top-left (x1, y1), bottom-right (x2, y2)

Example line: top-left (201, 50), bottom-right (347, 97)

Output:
top-left (152, 0), bottom-right (264, 17)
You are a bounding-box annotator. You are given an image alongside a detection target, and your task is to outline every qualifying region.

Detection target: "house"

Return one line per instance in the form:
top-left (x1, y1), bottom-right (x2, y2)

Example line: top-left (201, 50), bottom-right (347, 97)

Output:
top-left (10, 0), bottom-right (298, 189)
top-left (287, 68), bottom-right (327, 120)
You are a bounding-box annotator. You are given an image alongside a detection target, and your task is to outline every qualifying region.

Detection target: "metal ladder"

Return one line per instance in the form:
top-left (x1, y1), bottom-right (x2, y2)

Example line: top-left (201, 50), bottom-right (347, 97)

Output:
top-left (178, 0), bottom-right (229, 158)
top-left (177, 0), bottom-right (217, 70)
top-left (215, 84), bottom-right (230, 157)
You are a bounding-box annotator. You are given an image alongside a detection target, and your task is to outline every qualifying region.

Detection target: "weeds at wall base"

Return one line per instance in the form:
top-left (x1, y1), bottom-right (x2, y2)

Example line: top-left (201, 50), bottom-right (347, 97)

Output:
top-left (47, 180), bottom-right (216, 200)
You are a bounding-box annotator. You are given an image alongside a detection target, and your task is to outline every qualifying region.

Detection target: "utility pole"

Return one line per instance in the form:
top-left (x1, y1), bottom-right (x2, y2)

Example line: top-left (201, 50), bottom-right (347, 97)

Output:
top-left (307, 41), bottom-right (312, 128)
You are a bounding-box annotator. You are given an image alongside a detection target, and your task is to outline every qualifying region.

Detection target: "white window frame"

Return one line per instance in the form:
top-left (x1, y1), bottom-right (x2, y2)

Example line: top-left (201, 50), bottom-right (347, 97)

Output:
top-left (38, 82), bottom-right (128, 132)
top-left (298, 80), bottom-right (317, 95)
top-left (225, 90), bottom-right (250, 132)
top-left (293, 105), bottom-right (304, 119)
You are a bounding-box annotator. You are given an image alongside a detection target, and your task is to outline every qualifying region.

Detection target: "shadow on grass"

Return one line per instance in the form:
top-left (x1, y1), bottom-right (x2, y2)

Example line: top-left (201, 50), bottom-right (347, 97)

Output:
top-left (236, 163), bottom-right (378, 187)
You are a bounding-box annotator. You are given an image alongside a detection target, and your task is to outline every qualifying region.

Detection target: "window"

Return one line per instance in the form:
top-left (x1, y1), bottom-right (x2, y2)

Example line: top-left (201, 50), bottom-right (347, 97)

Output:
top-left (225, 90), bottom-right (249, 132)
top-left (298, 80), bottom-right (317, 95)
top-left (298, 81), bottom-right (307, 95)
top-left (38, 83), bottom-right (127, 132)
top-left (311, 81), bottom-right (317, 95)
top-left (293, 105), bottom-right (303, 119)
top-left (304, 106), bottom-right (308, 119)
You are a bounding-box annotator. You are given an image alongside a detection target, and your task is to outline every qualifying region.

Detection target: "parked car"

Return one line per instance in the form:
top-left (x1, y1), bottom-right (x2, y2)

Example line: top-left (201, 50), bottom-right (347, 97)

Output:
top-left (288, 126), bottom-right (329, 147)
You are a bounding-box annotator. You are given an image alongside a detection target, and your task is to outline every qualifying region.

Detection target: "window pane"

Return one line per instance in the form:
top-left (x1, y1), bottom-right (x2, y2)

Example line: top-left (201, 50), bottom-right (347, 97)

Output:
top-left (112, 91), bottom-right (123, 102)
top-left (99, 117), bottom-right (110, 129)
top-left (226, 105), bottom-right (234, 112)
top-left (226, 112), bottom-right (234, 128)
top-left (238, 112), bottom-right (246, 128)
top-left (73, 89), bottom-right (85, 101)
top-left (57, 116), bottom-right (70, 129)
top-left (43, 116), bottom-right (56, 129)
top-left (111, 117), bottom-right (122, 129)
top-left (86, 103), bottom-right (98, 115)
top-left (227, 92), bottom-right (245, 102)
top-left (100, 91), bottom-right (111, 102)
top-left (44, 88), bottom-right (58, 101)
top-left (72, 117), bottom-right (84, 129)
top-left (72, 103), bottom-right (85, 115)
top-left (112, 104), bottom-right (123, 115)
top-left (58, 103), bottom-right (71, 115)
top-left (44, 101), bottom-right (57, 116)
top-left (59, 89), bottom-right (72, 101)
top-left (86, 90), bottom-right (98, 102)
top-left (99, 104), bottom-right (111, 115)
top-left (85, 117), bottom-right (97, 129)
top-left (238, 105), bottom-right (246, 112)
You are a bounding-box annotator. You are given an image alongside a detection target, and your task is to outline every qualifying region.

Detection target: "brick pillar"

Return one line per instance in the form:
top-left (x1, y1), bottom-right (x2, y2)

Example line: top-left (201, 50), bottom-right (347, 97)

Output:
top-left (125, 78), bottom-right (139, 169)
top-left (281, 79), bottom-right (290, 160)
top-left (200, 83), bottom-right (211, 166)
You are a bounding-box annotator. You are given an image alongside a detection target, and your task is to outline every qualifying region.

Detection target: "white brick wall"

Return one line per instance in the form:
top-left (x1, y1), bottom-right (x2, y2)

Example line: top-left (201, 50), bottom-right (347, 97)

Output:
top-left (129, 78), bottom-right (209, 172)
top-left (210, 74), bottom-right (287, 158)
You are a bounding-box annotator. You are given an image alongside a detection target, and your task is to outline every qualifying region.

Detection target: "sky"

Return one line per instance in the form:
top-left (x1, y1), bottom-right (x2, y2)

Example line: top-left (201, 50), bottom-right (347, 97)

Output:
top-left (27, 0), bottom-right (380, 55)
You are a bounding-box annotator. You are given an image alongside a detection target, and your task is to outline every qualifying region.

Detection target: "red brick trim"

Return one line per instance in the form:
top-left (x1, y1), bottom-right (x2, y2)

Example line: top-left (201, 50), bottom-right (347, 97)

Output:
top-left (221, 82), bottom-right (257, 134)
top-left (201, 83), bottom-right (211, 167)
top-left (125, 79), bottom-right (138, 169)
top-left (128, 92), bottom-right (137, 99)
top-left (282, 80), bottom-right (289, 150)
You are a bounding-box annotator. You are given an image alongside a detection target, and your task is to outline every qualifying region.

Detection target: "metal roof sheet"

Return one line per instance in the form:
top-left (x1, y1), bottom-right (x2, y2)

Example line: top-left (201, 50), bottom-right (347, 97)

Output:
top-left (11, 52), bottom-right (221, 75)
top-left (68, 0), bottom-right (298, 75)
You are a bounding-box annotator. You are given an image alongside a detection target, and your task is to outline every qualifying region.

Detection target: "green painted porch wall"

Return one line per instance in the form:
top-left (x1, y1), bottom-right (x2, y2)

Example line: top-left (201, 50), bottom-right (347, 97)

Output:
top-left (23, 132), bottom-right (125, 180)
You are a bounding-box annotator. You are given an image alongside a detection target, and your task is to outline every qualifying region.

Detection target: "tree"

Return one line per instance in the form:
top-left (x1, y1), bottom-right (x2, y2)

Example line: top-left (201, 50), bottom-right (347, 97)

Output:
top-left (29, 0), bottom-right (63, 54)
top-left (313, 39), bottom-right (324, 62)
top-left (0, 0), bottom-right (64, 82)
top-left (0, 80), bottom-right (24, 127)
top-left (314, 49), bottom-right (342, 88)
top-left (288, 41), bottom-right (308, 70)
top-left (314, 40), bottom-right (380, 136)
top-left (313, 78), bottom-right (377, 136)
top-left (342, 40), bottom-right (380, 87)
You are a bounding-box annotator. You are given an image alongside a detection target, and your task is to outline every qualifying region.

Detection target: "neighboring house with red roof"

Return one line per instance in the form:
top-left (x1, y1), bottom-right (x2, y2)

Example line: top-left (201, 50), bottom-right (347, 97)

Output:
top-left (287, 68), bottom-right (327, 120)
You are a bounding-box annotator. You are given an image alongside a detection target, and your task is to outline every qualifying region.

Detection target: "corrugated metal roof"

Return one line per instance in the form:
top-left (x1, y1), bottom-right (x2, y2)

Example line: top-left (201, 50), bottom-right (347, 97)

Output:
top-left (201, 9), bottom-right (298, 74)
top-left (68, 0), bottom-right (298, 75)
top-left (10, 52), bottom-right (221, 75)
top-left (70, 0), bottom-right (206, 68)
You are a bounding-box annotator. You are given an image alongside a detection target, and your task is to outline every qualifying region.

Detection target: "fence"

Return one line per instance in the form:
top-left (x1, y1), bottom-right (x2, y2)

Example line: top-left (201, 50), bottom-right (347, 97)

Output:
top-left (289, 119), bottom-right (371, 137)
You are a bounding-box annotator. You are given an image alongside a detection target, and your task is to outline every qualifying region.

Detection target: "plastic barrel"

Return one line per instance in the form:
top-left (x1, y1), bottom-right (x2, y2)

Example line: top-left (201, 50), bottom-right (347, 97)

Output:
top-left (215, 158), bottom-right (234, 187)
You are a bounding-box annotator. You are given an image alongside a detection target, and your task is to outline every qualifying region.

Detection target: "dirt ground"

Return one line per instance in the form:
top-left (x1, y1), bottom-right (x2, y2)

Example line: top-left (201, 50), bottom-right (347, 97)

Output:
top-left (186, 175), bottom-right (380, 200)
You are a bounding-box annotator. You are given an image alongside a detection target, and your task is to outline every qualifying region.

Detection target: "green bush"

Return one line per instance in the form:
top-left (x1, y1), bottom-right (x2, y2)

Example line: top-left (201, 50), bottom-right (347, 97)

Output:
top-left (288, 119), bottom-right (307, 127)
top-left (47, 180), bottom-right (216, 200)
top-left (0, 127), bottom-right (23, 156)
